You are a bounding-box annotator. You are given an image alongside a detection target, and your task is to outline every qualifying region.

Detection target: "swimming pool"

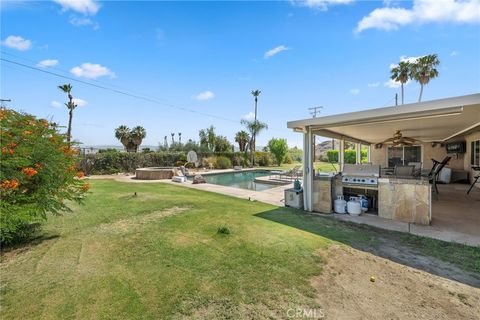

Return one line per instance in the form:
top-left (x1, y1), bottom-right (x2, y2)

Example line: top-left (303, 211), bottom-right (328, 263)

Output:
top-left (191, 170), bottom-right (276, 191)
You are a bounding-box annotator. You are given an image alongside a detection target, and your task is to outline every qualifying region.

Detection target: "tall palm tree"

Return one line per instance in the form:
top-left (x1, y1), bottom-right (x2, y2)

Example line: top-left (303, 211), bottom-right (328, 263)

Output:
top-left (241, 119), bottom-right (268, 165)
top-left (178, 132), bottom-right (182, 144)
top-left (235, 130), bottom-right (250, 152)
top-left (58, 84), bottom-right (77, 143)
top-left (115, 125), bottom-right (133, 152)
top-left (171, 133), bottom-right (175, 143)
top-left (131, 126), bottom-right (147, 152)
top-left (251, 89), bottom-right (261, 120)
top-left (411, 54), bottom-right (440, 102)
top-left (390, 61), bottom-right (411, 105)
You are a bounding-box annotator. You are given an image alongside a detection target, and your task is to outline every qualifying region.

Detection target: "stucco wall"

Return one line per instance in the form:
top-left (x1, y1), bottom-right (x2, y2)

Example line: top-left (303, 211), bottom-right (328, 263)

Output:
top-left (464, 131), bottom-right (480, 187)
top-left (369, 142), bottom-right (466, 170)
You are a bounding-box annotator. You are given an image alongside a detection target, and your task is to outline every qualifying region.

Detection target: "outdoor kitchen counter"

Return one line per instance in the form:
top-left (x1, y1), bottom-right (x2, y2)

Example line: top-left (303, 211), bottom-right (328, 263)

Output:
top-left (312, 174), bottom-right (340, 213)
top-left (378, 177), bottom-right (431, 225)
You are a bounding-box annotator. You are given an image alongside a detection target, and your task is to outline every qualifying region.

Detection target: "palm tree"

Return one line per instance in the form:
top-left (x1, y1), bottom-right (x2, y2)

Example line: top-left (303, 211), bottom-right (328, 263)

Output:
top-left (115, 125), bottom-right (133, 152)
top-left (178, 132), bottom-right (182, 144)
top-left (411, 54), bottom-right (440, 102)
top-left (390, 61), bottom-right (411, 105)
top-left (241, 119), bottom-right (268, 165)
top-left (130, 126), bottom-right (147, 152)
top-left (251, 89), bottom-right (261, 120)
top-left (58, 84), bottom-right (77, 143)
top-left (171, 133), bottom-right (175, 143)
top-left (235, 130), bottom-right (250, 152)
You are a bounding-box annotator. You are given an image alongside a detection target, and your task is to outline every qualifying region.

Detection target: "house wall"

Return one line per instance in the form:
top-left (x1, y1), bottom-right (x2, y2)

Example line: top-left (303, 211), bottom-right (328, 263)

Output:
top-left (369, 143), bottom-right (465, 170)
top-left (464, 131), bottom-right (480, 187)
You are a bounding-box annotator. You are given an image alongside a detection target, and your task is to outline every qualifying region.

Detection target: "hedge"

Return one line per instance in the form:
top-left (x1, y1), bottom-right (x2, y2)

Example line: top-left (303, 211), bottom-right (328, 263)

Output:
top-left (326, 150), bottom-right (368, 164)
top-left (80, 151), bottom-right (252, 174)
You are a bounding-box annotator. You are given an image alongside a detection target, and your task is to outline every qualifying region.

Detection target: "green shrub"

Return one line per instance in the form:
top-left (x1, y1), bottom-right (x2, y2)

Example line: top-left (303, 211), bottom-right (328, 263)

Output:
top-left (267, 138), bottom-right (288, 166)
top-left (217, 226), bottom-right (231, 235)
top-left (254, 151), bottom-right (274, 166)
top-left (326, 149), bottom-right (368, 164)
top-left (284, 154), bottom-right (293, 164)
top-left (0, 108), bottom-right (88, 245)
top-left (216, 156), bottom-right (232, 169)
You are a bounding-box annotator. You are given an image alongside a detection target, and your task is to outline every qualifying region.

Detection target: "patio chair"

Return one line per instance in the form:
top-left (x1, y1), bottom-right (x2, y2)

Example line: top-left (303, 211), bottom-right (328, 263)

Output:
top-left (172, 168), bottom-right (187, 183)
top-left (407, 162), bottom-right (422, 176)
top-left (394, 165), bottom-right (414, 178)
top-left (426, 156), bottom-right (451, 199)
top-left (278, 165), bottom-right (302, 181)
top-left (467, 166), bottom-right (480, 195)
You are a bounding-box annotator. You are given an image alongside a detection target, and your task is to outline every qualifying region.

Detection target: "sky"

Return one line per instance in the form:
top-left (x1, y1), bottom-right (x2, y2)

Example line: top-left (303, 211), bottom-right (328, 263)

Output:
top-left (1, 0), bottom-right (480, 149)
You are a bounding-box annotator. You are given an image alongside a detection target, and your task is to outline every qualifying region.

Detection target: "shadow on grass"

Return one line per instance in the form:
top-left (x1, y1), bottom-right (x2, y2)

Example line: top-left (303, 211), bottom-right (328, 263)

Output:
top-left (1, 232), bottom-right (60, 255)
top-left (255, 207), bottom-right (480, 287)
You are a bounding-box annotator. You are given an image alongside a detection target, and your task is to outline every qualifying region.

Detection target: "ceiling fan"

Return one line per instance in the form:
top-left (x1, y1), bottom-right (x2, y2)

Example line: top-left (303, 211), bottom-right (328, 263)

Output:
top-left (381, 130), bottom-right (418, 146)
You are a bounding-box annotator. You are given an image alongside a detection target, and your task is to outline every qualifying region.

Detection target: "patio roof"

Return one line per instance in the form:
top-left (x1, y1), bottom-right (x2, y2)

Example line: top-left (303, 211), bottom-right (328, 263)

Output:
top-left (287, 93), bottom-right (480, 144)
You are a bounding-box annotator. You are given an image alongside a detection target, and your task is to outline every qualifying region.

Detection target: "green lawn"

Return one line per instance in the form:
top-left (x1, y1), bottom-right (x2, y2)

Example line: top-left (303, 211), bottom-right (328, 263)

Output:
top-left (1, 180), bottom-right (478, 319)
top-left (260, 161), bottom-right (339, 172)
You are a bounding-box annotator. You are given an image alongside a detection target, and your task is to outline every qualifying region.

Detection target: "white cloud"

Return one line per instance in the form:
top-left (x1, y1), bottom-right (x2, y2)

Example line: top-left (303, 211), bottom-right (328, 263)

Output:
top-left (356, 0), bottom-right (480, 33)
top-left (73, 98), bottom-right (87, 107)
top-left (70, 63), bottom-right (115, 79)
top-left (292, 0), bottom-right (354, 11)
top-left (384, 79), bottom-right (411, 88)
top-left (242, 112), bottom-right (255, 120)
top-left (389, 55), bottom-right (424, 70)
top-left (368, 82), bottom-right (380, 87)
top-left (264, 45), bottom-right (290, 58)
top-left (194, 90), bottom-right (215, 101)
top-left (37, 59), bottom-right (59, 68)
top-left (1, 35), bottom-right (32, 51)
top-left (350, 88), bottom-right (360, 95)
top-left (450, 50), bottom-right (460, 56)
top-left (69, 16), bottom-right (99, 29)
top-left (51, 101), bottom-right (62, 108)
top-left (53, 0), bottom-right (100, 15)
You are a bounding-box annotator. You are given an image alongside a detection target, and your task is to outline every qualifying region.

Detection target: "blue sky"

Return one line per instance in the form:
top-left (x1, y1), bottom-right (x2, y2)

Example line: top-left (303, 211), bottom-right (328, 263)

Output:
top-left (1, 0), bottom-right (479, 148)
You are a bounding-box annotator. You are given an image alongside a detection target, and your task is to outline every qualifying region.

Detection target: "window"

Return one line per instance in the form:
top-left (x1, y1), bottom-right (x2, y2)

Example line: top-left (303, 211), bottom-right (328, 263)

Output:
top-left (387, 146), bottom-right (421, 167)
top-left (472, 140), bottom-right (480, 166)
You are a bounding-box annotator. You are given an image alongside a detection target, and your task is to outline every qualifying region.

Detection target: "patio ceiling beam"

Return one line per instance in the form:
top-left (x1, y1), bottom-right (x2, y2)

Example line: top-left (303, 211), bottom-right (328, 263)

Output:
top-left (442, 122), bottom-right (480, 142)
top-left (311, 128), bottom-right (373, 145)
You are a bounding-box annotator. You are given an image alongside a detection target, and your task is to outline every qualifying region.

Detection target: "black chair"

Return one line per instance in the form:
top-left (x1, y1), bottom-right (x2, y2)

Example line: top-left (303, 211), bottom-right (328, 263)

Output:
top-left (428, 156), bottom-right (451, 200)
top-left (467, 166), bottom-right (480, 195)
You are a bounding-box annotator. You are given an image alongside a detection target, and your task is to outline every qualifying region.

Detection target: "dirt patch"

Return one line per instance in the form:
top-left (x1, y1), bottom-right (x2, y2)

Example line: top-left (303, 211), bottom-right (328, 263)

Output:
top-left (97, 207), bottom-right (189, 234)
top-left (312, 245), bottom-right (480, 320)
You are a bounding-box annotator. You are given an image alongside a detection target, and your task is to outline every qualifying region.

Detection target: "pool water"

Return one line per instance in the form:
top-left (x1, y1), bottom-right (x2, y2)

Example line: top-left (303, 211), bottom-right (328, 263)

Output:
top-left (191, 170), bottom-right (275, 191)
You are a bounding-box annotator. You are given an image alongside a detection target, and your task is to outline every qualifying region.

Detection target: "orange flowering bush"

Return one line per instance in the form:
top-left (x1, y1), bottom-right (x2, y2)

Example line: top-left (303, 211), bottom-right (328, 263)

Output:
top-left (1, 108), bottom-right (88, 244)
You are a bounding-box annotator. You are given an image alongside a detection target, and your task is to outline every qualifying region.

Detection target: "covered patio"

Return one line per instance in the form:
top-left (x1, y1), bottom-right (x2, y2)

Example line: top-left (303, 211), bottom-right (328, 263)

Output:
top-left (287, 94), bottom-right (480, 245)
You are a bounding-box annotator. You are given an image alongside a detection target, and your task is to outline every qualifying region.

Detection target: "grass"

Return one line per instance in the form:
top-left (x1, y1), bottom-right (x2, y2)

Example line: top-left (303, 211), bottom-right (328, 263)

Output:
top-left (260, 161), bottom-right (338, 172)
top-left (1, 180), bottom-right (478, 319)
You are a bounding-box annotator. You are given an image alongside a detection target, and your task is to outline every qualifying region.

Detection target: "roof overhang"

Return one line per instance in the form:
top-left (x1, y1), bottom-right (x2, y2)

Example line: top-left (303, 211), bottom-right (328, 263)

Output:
top-left (287, 93), bottom-right (480, 144)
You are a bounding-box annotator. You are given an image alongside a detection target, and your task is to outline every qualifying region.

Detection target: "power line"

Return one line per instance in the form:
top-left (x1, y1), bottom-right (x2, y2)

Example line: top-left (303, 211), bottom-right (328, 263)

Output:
top-left (308, 106), bottom-right (323, 118)
top-left (0, 57), bottom-right (239, 123)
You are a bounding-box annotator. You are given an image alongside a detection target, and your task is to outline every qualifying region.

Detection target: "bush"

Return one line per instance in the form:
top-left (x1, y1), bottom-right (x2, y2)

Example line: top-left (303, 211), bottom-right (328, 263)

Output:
top-left (216, 156), bottom-right (232, 169)
top-left (0, 108), bottom-right (88, 245)
top-left (326, 149), bottom-right (368, 164)
top-left (267, 138), bottom-right (288, 166)
top-left (284, 154), bottom-right (293, 164)
top-left (202, 156), bottom-right (217, 169)
top-left (232, 154), bottom-right (249, 167)
top-left (254, 151), bottom-right (274, 167)
top-left (217, 226), bottom-right (231, 235)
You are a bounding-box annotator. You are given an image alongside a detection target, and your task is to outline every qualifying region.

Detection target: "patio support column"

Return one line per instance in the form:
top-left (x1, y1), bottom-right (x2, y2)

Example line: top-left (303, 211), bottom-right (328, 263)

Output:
top-left (355, 143), bottom-right (361, 164)
top-left (367, 145), bottom-right (371, 163)
top-left (302, 127), bottom-right (313, 212)
top-left (339, 138), bottom-right (345, 172)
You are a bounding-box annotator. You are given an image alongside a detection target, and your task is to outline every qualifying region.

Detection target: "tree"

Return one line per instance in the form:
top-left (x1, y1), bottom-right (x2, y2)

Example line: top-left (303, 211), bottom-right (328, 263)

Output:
top-left (235, 130), bottom-right (250, 152)
top-left (114, 125), bottom-right (147, 152)
top-left (241, 119), bottom-right (268, 165)
top-left (130, 126), bottom-right (147, 152)
top-left (215, 136), bottom-right (233, 152)
top-left (390, 61), bottom-right (411, 105)
top-left (58, 84), bottom-right (77, 143)
top-left (199, 126), bottom-right (217, 152)
top-left (0, 108), bottom-right (88, 244)
top-left (267, 138), bottom-right (288, 166)
top-left (411, 54), bottom-right (440, 102)
top-left (250, 89), bottom-right (262, 164)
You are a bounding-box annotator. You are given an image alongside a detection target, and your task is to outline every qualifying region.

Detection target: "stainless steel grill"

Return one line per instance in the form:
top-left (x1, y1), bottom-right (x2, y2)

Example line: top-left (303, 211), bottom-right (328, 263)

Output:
top-left (341, 164), bottom-right (380, 186)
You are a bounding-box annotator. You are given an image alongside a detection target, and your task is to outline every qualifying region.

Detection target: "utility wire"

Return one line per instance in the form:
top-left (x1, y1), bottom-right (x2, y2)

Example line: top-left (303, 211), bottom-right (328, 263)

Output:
top-left (1, 57), bottom-right (239, 123)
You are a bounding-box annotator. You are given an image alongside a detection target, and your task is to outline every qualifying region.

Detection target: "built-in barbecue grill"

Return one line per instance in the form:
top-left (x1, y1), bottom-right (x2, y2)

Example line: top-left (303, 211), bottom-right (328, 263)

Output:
top-left (341, 164), bottom-right (380, 187)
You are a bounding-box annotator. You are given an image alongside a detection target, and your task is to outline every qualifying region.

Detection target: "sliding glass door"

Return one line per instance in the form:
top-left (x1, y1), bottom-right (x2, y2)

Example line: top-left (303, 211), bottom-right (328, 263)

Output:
top-left (388, 146), bottom-right (421, 167)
